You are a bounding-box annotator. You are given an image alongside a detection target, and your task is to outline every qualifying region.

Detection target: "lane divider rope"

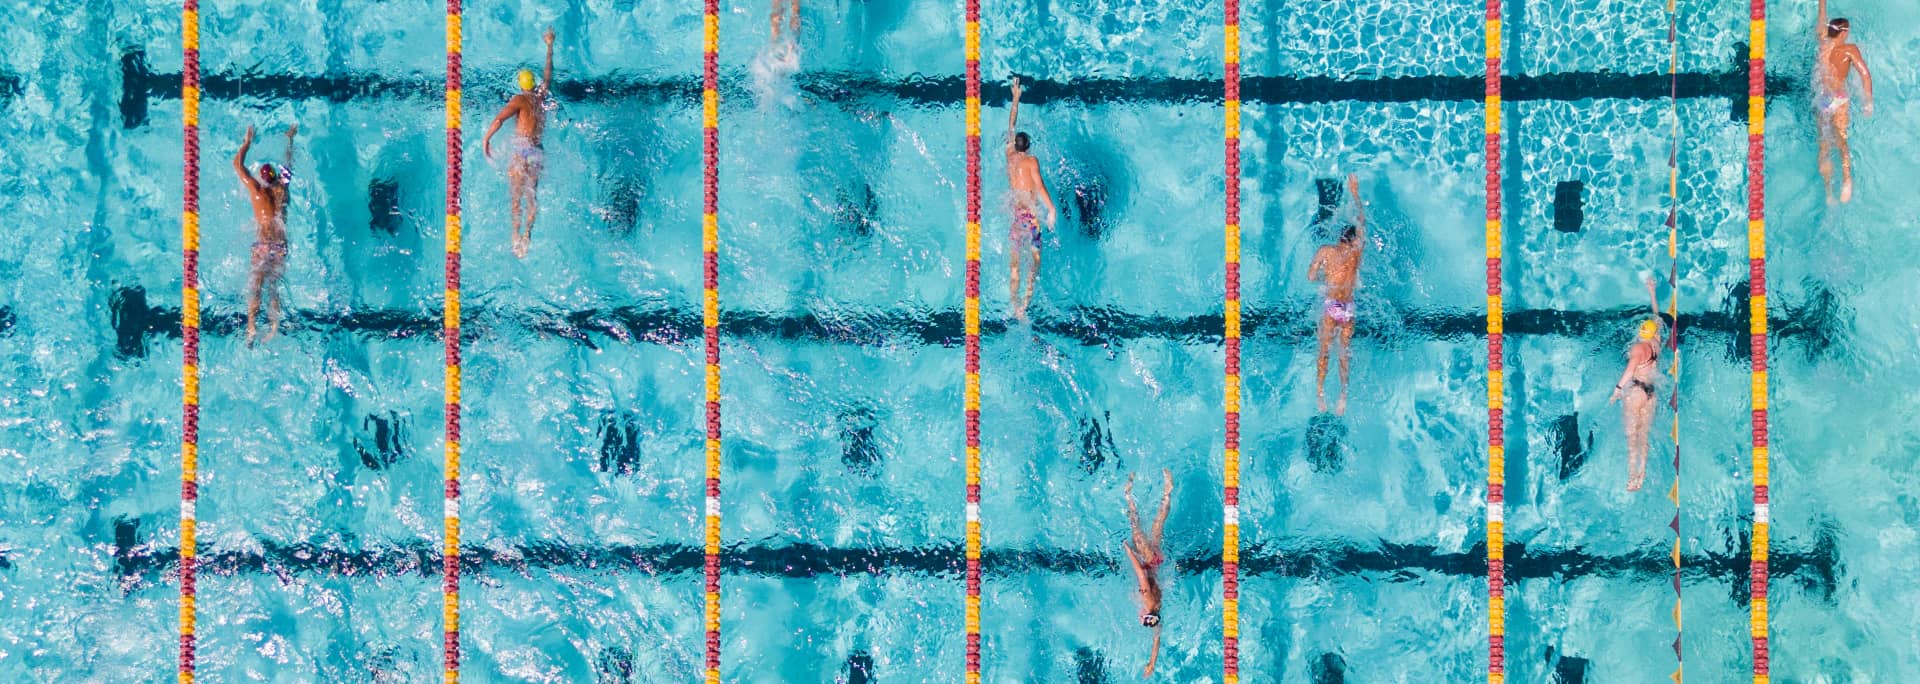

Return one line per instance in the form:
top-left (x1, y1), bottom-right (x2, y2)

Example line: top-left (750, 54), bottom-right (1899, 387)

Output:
top-left (1483, 0), bottom-right (1507, 681)
top-left (1664, 0), bottom-right (1685, 677)
top-left (1221, 0), bottom-right (1243, 679)
top-left (178, 0), bottom-right (202, 680)
top-left (1745, 0), bottom-right (1770, 679)
top-left (961, 0), bottom-right (984, 678)
top-left (701, 0), bottom-right (724, 680)
top-left (441, 1), bottom-right (464, 681)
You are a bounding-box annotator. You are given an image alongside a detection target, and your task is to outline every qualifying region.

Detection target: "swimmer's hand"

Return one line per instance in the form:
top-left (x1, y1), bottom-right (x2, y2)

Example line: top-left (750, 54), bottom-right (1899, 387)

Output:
top-left (1010, 76), bottom-right (1022, 101)
top-left (244, 126), bottom-right (255, 143)
top-left (544, 27), bottom-right (555, 46)
top-left (483, 138), bottom-right (492, 159)
top-left (1608, 385), bottom-right (1622, 404)
top-left (285, 124), bottom-right (298, 139)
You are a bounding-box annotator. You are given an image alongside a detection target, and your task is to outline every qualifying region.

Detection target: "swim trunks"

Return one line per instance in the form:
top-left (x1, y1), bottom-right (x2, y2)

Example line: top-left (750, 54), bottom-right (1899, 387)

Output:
top-left (251, 240), bottom-right (288, 274)
top-left (513, 137), bottom-right (546, 171)
top-left (1322, 298), bottom-right (1355, 324)
top-left (1011, 206), bottom-right (1041, 249)
top-left (1817, 89), bottom-right (1850, 115)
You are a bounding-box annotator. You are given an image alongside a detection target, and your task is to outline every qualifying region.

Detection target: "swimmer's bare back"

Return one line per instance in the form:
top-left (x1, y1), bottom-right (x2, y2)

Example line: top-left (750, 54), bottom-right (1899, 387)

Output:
top-left (233, 126), bottom-right (289, 244)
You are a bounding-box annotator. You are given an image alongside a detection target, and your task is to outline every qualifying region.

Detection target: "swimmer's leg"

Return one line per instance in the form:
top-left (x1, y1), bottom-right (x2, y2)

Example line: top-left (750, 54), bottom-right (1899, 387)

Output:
top-left (1124, 474), bottom-right (1146, 548)
top-left (1008, 241), bottom-right (1025, 319)
top-left (244, 265), bottom-right (265, 345)
top-left (1818, 115), bottom-right (1836, 204)
top-left (1335, 320), bottom-right (1355, 416)
top-left (1631, 406), bottom-right (1651, 490)
top-left (520, 164), bottom-right (541, 257)
top-left (1623, 395), bottom-right (1650, 491)
top-left (1022, 246), bottom-right (1039, 316)
top-left (264, 277), bottom-right (284, 342)
top-left (1315, 314), bottom-right (1333, 412)
top-left (1836, 107), bottom-right (1855, 203)
top-left (508, 157), bottom-right (528, 251)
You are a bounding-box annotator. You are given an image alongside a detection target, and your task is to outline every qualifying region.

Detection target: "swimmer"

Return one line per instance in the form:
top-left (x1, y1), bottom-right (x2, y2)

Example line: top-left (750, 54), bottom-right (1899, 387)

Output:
top-left (1308, 174), bottom-right (1365, 415)
top-left (1814, 0), bottom-right (1873, 204)
top-left (482, 27), bottom-right (556, 258)
top-left (1005, 76), bottom-right (1058, 320)
top-left (1608, 277), bottom-right (1668, 493)
top-left (232, 124), bottom-right (297, 346)
top-left (1123, 468), bottom-right (1172, 678)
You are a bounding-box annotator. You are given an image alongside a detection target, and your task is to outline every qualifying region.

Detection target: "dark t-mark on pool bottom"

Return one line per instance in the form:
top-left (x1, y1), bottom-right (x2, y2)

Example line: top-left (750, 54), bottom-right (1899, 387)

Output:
top-left (353, 411), bottom-right (411, 470)
top-left (1306, 414), bottom-right (1347, 474)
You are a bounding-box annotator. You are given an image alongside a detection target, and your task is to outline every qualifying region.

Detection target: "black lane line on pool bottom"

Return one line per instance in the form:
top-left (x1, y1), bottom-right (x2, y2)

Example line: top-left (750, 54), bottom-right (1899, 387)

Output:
top-left (117, 47), bottom-right (1799, 129)
top-left (106, 281), bottom-right (1847, 358)
top-left (109, 527), bottom-right (1836, 603)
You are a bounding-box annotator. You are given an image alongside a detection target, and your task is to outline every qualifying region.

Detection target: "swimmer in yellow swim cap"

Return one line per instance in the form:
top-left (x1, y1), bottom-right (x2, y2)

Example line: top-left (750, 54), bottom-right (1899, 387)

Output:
top-left (1608, 277), bottom-right (1669, 493)
top-left (483, 27), bottom-right (556, 258)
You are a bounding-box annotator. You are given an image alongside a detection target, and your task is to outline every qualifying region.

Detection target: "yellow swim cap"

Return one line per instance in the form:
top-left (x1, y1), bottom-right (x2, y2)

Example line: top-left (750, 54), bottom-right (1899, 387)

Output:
top-left (516, 69), bottom-right (535, 91)
top-left (1638, 320), bottom-right (1658, 340)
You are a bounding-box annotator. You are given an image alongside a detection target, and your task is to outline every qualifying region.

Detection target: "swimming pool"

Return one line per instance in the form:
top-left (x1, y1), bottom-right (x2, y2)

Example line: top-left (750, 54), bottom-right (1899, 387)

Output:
top-left (1, 0), bottom-right (1916, 680)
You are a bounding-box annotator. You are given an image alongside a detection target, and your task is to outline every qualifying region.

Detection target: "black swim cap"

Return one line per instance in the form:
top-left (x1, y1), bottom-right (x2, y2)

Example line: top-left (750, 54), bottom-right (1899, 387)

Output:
top-left (1014, 132), bottom-right (1031, 152)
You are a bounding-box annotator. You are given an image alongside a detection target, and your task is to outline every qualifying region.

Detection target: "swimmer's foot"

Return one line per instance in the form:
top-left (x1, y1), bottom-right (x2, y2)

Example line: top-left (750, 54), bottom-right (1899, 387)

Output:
top-left (1316, 392), bottom-right (1327, 414)
top-left (1626, 474), bottom-right (1644, 492)
top-left (512, 234), bottom-right (530, 258)
top-left (245, 322), bottom-right (258, 347)
top-left (263, 322), bottom-right (279, 343)
top-left (1841, 177), bottom-right (1854, 203)
top-left (1335, 396), bottom-right (1347, 417)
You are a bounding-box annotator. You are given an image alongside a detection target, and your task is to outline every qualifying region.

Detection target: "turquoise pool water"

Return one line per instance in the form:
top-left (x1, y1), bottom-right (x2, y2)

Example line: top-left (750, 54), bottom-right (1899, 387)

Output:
top-left (1, 0), bottom-right (1916, 680)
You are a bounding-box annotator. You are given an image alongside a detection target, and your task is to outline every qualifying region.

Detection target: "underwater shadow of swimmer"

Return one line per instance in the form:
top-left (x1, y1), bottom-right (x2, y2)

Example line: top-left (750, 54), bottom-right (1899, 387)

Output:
top-left (1306, 414), bottom-right (1347, 474)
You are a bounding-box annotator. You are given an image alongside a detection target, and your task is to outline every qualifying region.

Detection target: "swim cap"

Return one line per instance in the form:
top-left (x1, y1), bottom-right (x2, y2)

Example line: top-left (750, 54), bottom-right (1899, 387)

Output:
top-left (516, 69), bottom-right (535, 91)
top-left (1638, 320), bottom-right (1658, 340)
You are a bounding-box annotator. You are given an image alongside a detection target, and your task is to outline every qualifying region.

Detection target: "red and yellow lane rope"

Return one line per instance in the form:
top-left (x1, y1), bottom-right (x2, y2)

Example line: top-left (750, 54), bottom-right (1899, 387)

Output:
top-left (1664, 0), bottom-right (1685, 677)
top-left (1220, 0), bottom-right (1243, 679)
top-left (961, 0), bottom-right (983, 679)
top-left (1482, 0), bottom-right (1507, 681)
top-left (1745, 0), bottom-right (1770, 680)
top-left (178, 1), bottom-right (202, 680)
top-left (441, 1), bottom-right (465, 681)
top-left (701, 0), bottom-right (724, 680)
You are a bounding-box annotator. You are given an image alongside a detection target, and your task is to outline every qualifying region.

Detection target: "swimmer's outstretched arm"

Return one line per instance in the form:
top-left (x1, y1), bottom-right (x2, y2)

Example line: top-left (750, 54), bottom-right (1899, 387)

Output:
top-left (233, 126), bottom-right (259, 192)
top-left (1144, 625), bottom-right (1161, 678)
top-left (1007, 76), bottom-right (1022, 157)
top-left (1347, 174), bottom-right (1366, 244)
top-left (542, 28), bottom-right (555, 91)
top-left (1817, 0), bottom-right (1828, 40)
top-left (282, 124), bottom-right (297, 174)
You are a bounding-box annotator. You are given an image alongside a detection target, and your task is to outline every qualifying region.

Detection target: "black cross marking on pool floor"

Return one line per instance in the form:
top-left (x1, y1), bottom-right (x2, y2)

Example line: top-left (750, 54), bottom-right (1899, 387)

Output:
top-left (116, 46), bottom-right (1799, 129)
top-left (105, 523), bottom-right (1836, 604)
top-left (102, 281), bottom-right (1846, 359)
